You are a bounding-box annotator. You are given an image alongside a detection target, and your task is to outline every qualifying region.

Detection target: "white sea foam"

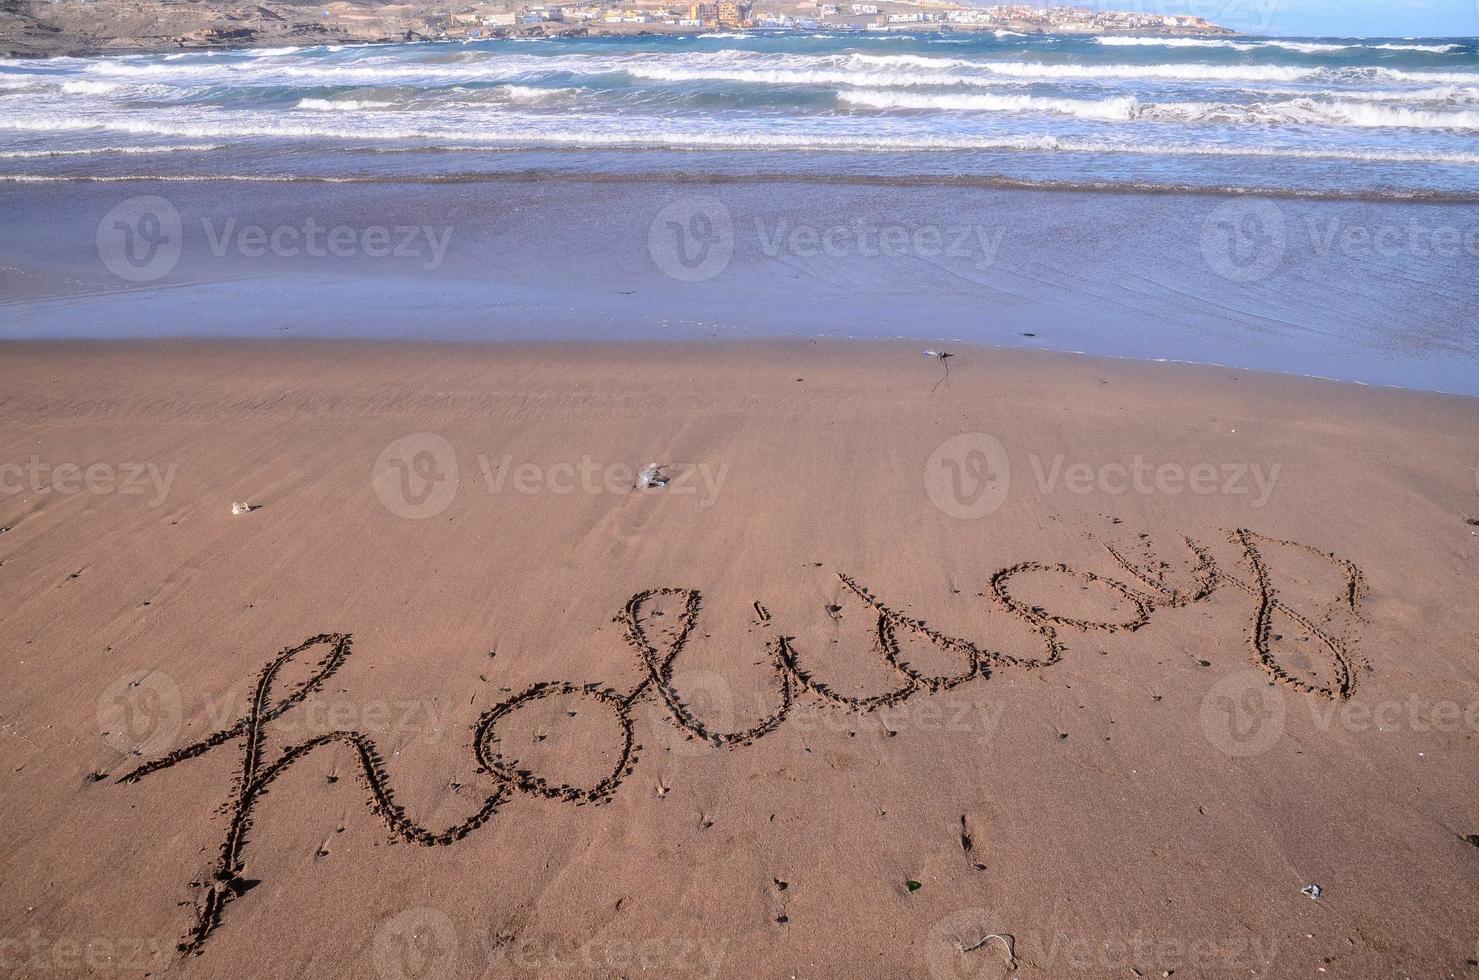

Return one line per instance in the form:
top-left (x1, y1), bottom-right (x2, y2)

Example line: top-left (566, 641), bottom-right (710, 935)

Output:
top-left (1266, 41), bottom-right (1360, 54)
top-left (296, 98), bottom-right (398, 111)
top-left (1096, 36), bottom-right (1259, 51)
top-left (494, 84), bottom-right (578, 101)
top-left (625, 64), bottom-right (1027, 89)
top-left (0, 143), bottom-right (222, 158)
top-left (841, 88), bottom-right (1479, 130)
top-left (840, 89), bottom-right (1141, 121)
top-left (59, 49), bottom-right (1479, 92)
top-left (1267, 40), bottom-right (1464, 54)
top-left (59, 80), bottom-right (122, 94)
top-left (965, 60), bottom-right (1479, 86)
top-left (7, 110), bottom-right (1479, 163)
top-left (1371, 43), bottom-right (1464, 53)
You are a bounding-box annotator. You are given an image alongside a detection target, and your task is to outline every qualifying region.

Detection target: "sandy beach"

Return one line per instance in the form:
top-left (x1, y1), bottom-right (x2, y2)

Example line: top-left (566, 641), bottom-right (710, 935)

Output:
top-left (0, 338), bottom-right (1476, 978)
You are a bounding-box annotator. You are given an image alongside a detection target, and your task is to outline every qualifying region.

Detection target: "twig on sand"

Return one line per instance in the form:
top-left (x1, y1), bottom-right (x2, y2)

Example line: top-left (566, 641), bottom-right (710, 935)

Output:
top-left (959, 932), bottom-right (1016, 969)
top-left (922, 349), bottom-right (954, 395)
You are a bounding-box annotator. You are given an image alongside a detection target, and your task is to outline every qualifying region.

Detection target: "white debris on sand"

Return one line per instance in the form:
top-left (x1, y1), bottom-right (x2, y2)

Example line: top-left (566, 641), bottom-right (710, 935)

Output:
top-left (637, 464), bottom-right (669, 489)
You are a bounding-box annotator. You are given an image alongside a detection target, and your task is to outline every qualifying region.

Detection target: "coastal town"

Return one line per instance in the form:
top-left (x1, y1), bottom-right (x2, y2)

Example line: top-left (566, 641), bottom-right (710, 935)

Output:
top-left (427, 2), bottom-right (1231, 36)
top-left (1, 0), bottom-right (1232, 57)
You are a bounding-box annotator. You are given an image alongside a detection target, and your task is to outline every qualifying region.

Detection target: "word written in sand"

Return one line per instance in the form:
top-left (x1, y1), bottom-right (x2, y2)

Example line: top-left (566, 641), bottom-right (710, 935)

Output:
top-left (115, 528), bottom-right (1364, 954)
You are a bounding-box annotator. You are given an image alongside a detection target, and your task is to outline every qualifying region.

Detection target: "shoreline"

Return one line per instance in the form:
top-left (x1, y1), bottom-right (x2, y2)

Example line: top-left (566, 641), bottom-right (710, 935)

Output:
top-left (4, 335), bottom-right (1479, 403)
top-left (6, 169), bottom-right (1477, 206)
top-left (4, 177), bottom-right (1475, 396)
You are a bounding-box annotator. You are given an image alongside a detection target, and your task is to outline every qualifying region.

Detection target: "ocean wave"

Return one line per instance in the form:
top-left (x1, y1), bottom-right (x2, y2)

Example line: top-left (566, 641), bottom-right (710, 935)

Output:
top-left (0, 143), bottom-right (223, 158)
top-left (625, 64), bottom-right (1028, 89)
top-left (1093, 36), bottom-right (1462, 55)
top-left (496, 84), bottom-right (579, 101)
top-left (841, 88), bottom-right (1479, 129)
top-left (841, 89), bottom-right (1139, 121)
top-left (444, 84), bottom-right (582, 106)
top-left (1288, 99), bottom-right (1479, 129)
top-left (296, 98), bottom-right (398, 111)
top-left (617, 53), bottom-right (1479, 89)
top-left (1096, 36), bottom-right (1259, 51)
top-left (1371, 43), bottom-right (1465, 53)
top-left (965, 60), bottom-right (1479, 86)
top-left (1266, 41), bottom-right (1365, 54)
top-left (62, 49), bottom-right (1479, 91)
top-left (8, 111), bottom-right (1479, 163)
top-left (1240, 83), bottom-right (1479, 104)
top-left (11, 38), bottom-right (1479, 197)
top-left (1267, 40), bottom-right (1464, 54)
top-left (60, 79), bottom-right (123, 95)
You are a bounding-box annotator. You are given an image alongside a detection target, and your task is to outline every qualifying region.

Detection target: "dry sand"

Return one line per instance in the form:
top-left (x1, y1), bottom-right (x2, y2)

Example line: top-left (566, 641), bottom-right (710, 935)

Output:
top-left (0, 339), bottom-right (1476, 979)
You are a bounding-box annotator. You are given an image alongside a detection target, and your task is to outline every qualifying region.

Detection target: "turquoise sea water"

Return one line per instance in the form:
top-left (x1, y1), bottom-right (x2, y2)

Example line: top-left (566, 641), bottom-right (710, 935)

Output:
top-left (3, 32), bottom-right (1479, 196)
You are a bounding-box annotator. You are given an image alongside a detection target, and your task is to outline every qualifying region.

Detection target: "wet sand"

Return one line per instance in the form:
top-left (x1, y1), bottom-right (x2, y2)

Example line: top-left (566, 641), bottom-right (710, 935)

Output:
top-left (0, 338), bottom-right (1476, 978)
top-left (2, 179), bottom-right (1477, 393)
